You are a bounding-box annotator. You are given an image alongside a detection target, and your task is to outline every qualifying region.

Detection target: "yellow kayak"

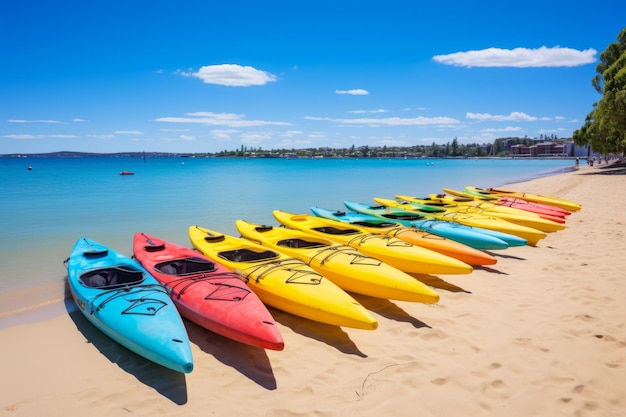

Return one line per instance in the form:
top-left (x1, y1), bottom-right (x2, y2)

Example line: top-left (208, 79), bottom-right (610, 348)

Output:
top-left (309, 206), bottom-right (497, 266)
top-left (272, 210), bottom-right (473, 275)
top-left (235, 220), bottom-right (439, 304)
top-left (402, 192), bottom-right (566, 233)
top-left (459, 186), bottom-right (582, 212)
top-left (377, 198), bottom-right (547, 246)
top-left (188, 225), bottom-right (378, 330)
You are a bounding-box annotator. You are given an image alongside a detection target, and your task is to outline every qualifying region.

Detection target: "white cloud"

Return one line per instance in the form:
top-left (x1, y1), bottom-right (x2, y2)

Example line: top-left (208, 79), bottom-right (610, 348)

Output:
top-left (433, 46), bottom-right (596, 68)
top-left (8, 119), bottom-right (68, 124)
top-left (2, 134), bottom-right (77, 139)
top-left (88, 134), bottom-right (115, 140)
top-left (179, 135), bottom-right (196, 141)
top-left (280, 138), bottom-right (312, 146)
top-left (480, 126), bottom-right (524, 133)
top-left (466, 111), bottom-right (538, 122)
top-left (280, 130), bottom-right (304, 137)
top-left (210, 129), bottom-right (238, 140)
top-left (114, 130), bottom-right (144, 135)
top-left (156, 112), bottom-right (290, 127)
top-left (335, 89), bottom-right (369, 95)
top-left (241, 132), bottom-right (272, 145)
top-left (180, 64), bottom-right (278, 86)
top-left (159, 128), bottom-right (190, 132)
top-left (348, 109), bottom-right (388, 114)
top-left (306, 115), bottom-right (460, 126)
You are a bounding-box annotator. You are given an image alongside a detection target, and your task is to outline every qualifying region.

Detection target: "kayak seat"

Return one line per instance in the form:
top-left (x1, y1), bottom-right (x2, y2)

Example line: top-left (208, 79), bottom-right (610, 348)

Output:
top-left (144, 243), bottom-right (166, 252)
top-left (83, 249), bottom-right (109, 258)
top-left (277, 238), bottom-right (327, 249)
top-left (81, 267), bottom-right (144, 288)
top-left (155, 257), bottom-right (216, 276)
top-left (313, 226), bottom-right (359, 235)
top-left (383, 214), bottom-right (423, 220)
top-left (219, 248), bottom-right (279, 263)
top-left (352, 221), bottom-right (391, 229)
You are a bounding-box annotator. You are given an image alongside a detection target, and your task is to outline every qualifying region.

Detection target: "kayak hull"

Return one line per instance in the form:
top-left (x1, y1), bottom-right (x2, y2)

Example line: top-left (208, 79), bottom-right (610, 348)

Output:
top-left (370, 197), bottom-right (526, 249)
top-left (65, 238), bottom-right (193, 373)
top-left (368, 198), bottom-right (542, 246)
top-left (273, 210), bottom-right (473, 275)
top-left (310, 207), bottom-right (498, 266)
top-left (235, 220), bottom-right (439, 303)
top-left (461, 186), bottom-right (581, 212)
top-left (132, 232), bottom-right (284, 351)
top-left (188, 226), bottom-right (378, 330)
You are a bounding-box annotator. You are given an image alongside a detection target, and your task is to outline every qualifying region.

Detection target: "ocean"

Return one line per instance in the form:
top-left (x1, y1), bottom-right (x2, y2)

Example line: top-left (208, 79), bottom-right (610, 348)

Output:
top-left (0, 156), bottom-right (574, 312)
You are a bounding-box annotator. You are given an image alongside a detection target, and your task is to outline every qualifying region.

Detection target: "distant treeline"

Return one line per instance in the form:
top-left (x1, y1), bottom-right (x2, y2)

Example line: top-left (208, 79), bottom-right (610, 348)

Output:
top-left (214, 135), bottom-right (570, 158)
top-left (3, 135), bottom-right (571, 159)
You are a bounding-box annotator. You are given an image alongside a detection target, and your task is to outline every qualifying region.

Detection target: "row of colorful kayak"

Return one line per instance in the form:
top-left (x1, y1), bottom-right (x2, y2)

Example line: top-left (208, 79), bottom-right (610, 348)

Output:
top-left (65, 185), bottom-right (580, 373)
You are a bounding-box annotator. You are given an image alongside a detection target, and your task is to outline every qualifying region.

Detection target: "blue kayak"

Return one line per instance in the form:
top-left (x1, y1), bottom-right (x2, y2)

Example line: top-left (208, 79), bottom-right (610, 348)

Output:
top-left (363, 200), bottom-right (529, 248)
top-left (338, 201), bottom-right (526, 249)
top-left (65, 238), bottom-right (194, 373)
top-left (311, 205), bottom-right (509, 250)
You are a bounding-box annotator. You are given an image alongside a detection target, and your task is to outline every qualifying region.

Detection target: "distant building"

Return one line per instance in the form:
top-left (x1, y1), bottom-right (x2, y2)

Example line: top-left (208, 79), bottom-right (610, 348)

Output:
top-left (509, 141), bottom-right (598, 158)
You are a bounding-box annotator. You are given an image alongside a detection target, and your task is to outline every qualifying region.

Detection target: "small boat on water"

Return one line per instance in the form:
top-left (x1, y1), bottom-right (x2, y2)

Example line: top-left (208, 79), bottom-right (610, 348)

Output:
top-left (119, 171), bottom-right (135, 175)
top-left (65, 238), bottom-right (194, 373)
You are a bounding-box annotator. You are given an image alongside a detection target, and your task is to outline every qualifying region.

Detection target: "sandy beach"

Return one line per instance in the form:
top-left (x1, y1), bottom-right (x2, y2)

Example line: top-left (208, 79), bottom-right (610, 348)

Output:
top-left (1, 161), bottom-right (625, 417)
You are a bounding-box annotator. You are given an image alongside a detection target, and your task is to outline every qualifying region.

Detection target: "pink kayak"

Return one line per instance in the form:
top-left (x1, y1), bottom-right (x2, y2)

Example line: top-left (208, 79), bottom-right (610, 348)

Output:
top-left (496, 197), bottom-right (571, 219)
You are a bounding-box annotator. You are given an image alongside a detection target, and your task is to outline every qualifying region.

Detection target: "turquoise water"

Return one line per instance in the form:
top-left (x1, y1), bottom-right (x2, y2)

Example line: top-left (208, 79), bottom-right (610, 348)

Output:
top-left (0, 156), bottom-right (574, 297)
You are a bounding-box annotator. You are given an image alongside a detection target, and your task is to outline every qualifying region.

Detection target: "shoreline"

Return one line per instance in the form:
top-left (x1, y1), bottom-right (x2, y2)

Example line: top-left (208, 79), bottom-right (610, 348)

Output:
top-left (1, 161), bottom-right (625, 417)
top-left (0, 158), bottom-right (579, 322)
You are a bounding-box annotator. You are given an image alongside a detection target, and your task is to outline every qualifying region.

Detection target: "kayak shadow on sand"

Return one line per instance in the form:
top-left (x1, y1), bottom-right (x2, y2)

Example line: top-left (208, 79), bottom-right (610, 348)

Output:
top-left (270, 308), bottom-right (368, 358)
top-left (409, 273), bottom-right (471, 293)
top-left (473, 265), bottom-right (509, 274)
top-left (184, 320), bottom-right (277, 390)
top-left (63, 290), bottom-right (189, 404)
top-left (350, 293), bottom-right (432, 329)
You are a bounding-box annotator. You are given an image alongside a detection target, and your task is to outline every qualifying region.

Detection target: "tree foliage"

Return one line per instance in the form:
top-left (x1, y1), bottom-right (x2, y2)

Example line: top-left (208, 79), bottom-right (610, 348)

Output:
top-left (574, 27), bottom-right (626, 154)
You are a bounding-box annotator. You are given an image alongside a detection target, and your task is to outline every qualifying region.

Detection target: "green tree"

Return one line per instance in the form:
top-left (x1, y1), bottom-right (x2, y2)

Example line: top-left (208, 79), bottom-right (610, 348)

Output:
top-left (574, 27), bottom-right (626, 154)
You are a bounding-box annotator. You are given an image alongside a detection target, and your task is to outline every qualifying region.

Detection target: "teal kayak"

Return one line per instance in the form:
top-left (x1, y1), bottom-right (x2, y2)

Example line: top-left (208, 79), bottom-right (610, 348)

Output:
top-left (369, 198), bottom-right (531, 247)
top-left (312, 205), bottom-right (509, 250)
top-left (65, 238), bottom-right (194, 373)
top-left (340, 201), bottom-right (527, 249)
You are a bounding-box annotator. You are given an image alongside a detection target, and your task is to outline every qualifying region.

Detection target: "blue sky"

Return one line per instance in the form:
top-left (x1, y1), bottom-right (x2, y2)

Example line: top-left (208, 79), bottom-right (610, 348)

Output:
top-left (1, 0), bottom-right (625, 154)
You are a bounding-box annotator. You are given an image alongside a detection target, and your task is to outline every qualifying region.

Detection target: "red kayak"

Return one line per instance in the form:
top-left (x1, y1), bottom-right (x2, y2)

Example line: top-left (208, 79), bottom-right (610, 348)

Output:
top-left (133, 232), bottom-right (284, 351)
top-left (496, 197), bottom-right (571, 219)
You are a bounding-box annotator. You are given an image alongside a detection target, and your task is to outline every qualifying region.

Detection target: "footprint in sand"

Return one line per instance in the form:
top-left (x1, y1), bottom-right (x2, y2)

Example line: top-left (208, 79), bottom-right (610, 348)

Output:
top-left (431, 377), bottom-right (447, 386)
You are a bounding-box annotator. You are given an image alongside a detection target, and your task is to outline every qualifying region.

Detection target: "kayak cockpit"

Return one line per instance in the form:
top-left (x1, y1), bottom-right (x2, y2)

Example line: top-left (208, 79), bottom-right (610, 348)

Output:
top-left (155, 257), bottom-right (217, 276)
top-left (277, 238), bottom-right (328, 249)
top-left (80, 267), bottom-right (145, 288)
top-left (219, 248), bottom-right (279, 263)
